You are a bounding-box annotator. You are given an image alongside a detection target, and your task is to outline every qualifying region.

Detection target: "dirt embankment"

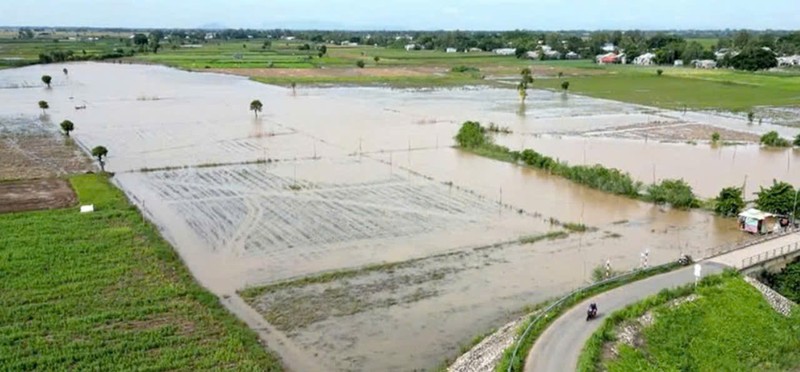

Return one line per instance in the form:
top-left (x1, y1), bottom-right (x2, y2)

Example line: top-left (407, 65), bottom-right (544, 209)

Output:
top-left (208, 66), bottom-right (448, 79)
top-left (0, 178), bottom-right (77, 213)
top-left (581, 122), bottom-right (761, 143)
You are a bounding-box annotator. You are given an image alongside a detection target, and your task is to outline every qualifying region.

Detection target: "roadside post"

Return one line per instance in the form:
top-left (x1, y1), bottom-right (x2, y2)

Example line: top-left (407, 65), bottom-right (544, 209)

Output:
top-left (694, 264), bottom-right (702, 287)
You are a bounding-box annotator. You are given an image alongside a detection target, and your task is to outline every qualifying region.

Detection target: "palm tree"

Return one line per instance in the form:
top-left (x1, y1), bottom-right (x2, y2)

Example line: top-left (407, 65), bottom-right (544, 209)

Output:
top-left (250, 100), bottom-right (263, 118)
top-left (60, 120), bottom-right (74, 136)
top-left (41, 75), bottom-right (52, 88)
top-left (91, 146), bottom-right (108, 172)
top-left (38, 100), bottom-right (49, 114)
top-left (518, 68), bottom-right (534, 103)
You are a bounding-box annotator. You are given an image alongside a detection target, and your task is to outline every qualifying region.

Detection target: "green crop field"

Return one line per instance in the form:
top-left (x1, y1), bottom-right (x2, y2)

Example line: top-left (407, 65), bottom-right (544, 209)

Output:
top-left (538, 65), bottom-right (800, 112)
top-left (0, 174), bottom-right (281, 370)
top-left (603, 275), bottom-right (800, 371)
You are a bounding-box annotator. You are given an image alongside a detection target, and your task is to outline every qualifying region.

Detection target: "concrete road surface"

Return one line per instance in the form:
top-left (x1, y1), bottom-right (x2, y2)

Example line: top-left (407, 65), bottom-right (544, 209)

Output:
top-left (523, 262), bottom-right (725, 372)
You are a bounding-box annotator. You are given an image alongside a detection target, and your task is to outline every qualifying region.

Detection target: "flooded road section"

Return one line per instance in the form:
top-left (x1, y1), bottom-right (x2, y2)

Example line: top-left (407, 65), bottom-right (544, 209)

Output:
top-left (0, 63), bottom-right (773, 371)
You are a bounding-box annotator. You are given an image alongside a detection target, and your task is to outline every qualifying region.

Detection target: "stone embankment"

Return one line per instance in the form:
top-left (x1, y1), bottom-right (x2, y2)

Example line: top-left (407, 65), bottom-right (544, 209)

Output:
top-left (744, 276), bottom-right (794, 317)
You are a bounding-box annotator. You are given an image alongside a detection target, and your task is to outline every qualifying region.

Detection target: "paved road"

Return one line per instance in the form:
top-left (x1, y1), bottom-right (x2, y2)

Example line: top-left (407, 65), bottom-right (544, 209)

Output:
top-left (523, 262), bottom-right (725, 372)
top-left (709, 232), bottom-right (800, 269)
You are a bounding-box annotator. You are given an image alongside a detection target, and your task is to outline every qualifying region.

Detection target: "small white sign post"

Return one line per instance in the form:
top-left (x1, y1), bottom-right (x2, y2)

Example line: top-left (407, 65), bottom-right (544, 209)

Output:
top-left (694, 264), bottom-right (702, 287)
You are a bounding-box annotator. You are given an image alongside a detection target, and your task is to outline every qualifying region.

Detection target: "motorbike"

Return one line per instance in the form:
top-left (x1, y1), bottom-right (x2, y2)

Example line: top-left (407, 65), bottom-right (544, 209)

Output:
top-left (586, 306), bottom-right (598, 321)
top-left (678, 254), bottom-right (693, 266)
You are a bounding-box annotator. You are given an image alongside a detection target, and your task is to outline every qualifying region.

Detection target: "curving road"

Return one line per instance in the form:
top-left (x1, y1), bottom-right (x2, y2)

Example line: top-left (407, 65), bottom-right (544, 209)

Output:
top-left (523, 262), bottom-right (726, 372)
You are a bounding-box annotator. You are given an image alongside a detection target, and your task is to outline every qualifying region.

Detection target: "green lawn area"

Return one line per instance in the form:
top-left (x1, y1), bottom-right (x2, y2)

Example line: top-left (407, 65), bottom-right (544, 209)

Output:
top-left (600, 274), bottom-right (800, 371)
top-left (686, 38), bottom-right (719, 49)
top-left (0, 174), bottom-right (281, 370)
top-left (538, 66), bottom-right (800, 112)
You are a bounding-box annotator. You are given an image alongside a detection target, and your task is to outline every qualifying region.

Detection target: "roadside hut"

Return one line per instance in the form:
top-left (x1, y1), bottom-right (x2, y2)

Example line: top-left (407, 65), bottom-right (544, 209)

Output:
top-left (737, 208), bottom-right (777, 234)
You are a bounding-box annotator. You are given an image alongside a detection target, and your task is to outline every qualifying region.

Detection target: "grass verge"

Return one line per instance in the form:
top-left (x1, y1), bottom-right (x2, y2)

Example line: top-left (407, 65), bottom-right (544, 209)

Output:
top-left (579, 271), bottom-right (800, 371)
top-left (496, 262), bottom-right (680, 372)
top-left (0, 174), bottom-right (281, 370)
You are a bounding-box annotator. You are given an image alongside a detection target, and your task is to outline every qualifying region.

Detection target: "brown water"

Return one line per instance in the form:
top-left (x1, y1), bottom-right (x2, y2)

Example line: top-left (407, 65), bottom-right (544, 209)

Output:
top-left (0, 62), bottom-right (783, 371)
top-left (495, 135), bottom-right (800, 198)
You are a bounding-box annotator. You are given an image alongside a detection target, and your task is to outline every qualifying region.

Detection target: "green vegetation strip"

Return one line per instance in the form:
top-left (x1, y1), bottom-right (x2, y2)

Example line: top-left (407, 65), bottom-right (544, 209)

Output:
top-left (497, 262), bottom-right (680, 372)
top-left (578, 271), bottom-right (800, 372)
top-left (0, 174), bottom-right (281, 370)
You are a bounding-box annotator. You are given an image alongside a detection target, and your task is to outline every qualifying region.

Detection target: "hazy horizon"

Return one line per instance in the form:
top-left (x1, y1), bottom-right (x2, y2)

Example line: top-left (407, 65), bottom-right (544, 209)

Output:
top-left (1, 0), bottom-right (799, 31)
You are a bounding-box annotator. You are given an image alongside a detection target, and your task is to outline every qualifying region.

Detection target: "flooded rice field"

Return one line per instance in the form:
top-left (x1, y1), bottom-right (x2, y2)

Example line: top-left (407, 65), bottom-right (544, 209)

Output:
top-left (0, 62), bottom-right (792, 370)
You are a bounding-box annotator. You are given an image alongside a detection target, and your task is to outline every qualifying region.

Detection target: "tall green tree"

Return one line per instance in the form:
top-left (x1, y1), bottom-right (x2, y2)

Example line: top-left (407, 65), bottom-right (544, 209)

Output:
top-left (646, 179), bottom-right (698, 209)
top-left (91, 146), bottom-right (108, 172)
top-left (133, 34), bottom-right (149, 50)
top-left (250, 100), bottom-right (263, 118)
top-left (755, 180), bottom-right (797, 216)
top-left (714, 186), bottom-right (745, 217)
top-left (38, 100), bottom-right (49, 114)
top-left (518, 68), bottom-right (534, 103)
top-left (60, 120), bottom-right (74, 136)
top-left (794, 134), bottom-right (800, 147)
top-left (41, 75), bottom-right (52, 88)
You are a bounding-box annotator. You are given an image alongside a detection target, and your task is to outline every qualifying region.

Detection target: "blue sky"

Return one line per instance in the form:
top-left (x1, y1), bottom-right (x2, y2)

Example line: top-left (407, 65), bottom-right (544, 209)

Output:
top-left (1, 0), bottom-right (798, 30)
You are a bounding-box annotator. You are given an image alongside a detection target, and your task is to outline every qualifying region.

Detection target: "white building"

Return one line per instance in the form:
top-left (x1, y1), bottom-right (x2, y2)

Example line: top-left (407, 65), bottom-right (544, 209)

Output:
top-left (445, 47), bottom-right (457, 53)
top-left (565, 51), bottom-right (580, 59)
top-left (493, 48), bottom-right (516, 56)
top-left (693, 59), bottom-right (717, 69)
top-left (674, 60), bottom-right (684, 67)
top-left (778, 55), bottom-right (800, 66)
top-left (633, 52), bottom-right (656, 65)
top-left (601, 43), bottom-right (616, 52)
top-left (405, 44), bottom-right (416, 51)
top-left (468, 47), bottom-right (483, 52)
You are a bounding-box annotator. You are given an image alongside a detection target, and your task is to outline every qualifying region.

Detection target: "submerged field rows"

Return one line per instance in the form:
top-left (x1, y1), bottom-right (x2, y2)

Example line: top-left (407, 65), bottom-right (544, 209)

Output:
top-left (0, 175), bottom-right (281, 370)
top-left (138, 162), bottom-right (506, 255)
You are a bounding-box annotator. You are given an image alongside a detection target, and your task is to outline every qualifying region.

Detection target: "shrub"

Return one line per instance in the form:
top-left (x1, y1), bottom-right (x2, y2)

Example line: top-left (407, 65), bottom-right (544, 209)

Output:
top-left (454, 121), bottom-right (488, 148)
top-left (760, 131), bottom-right (790, 147)
top-left (450, 65), bottom-right (480, 73)
top-left (711, 132), bottom-right (720, 143)
top-left (356, 60), bottom-right (365, 68)
top-left (714, 186), bottom-right (745, 217)
top-left (561, 81), bottom-right (570, 91)
top-left (646, 179), bottom-right (698, 209)
top-left (656, 69), bottom-right (663, 76)
top-left (755, 180), bottom-right (797, 216)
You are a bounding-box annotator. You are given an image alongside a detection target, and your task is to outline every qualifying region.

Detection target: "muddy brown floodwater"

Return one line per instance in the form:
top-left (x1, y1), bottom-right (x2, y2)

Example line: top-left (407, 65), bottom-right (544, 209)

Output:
top-left (1, 62), bottom-right (794, 371)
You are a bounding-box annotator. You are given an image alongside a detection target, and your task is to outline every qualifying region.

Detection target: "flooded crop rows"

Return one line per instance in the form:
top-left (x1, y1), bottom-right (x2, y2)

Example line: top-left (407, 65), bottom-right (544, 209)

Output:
top-left (137, 161), bottom-right (513, 257)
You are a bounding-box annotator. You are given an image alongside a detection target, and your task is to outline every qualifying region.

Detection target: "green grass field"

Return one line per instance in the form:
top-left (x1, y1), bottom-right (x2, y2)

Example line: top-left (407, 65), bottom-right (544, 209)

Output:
top-left (540, 66), bottom-right (800, 112)
top-left (0, 174), bottom-right (282, 370)
top-left (596, 274), bottom-right (800, 371)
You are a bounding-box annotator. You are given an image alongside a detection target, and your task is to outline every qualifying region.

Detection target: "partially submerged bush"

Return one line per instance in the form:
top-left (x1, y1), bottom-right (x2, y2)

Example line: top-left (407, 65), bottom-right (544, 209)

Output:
top-left (714, 186), bottom-right (745, 217)
top-left (760, 131), bottom-right (790, 147)
top-left (646, 179), bottom-right (698, 209)
top-left (450, 65), bottom-right (479, 73)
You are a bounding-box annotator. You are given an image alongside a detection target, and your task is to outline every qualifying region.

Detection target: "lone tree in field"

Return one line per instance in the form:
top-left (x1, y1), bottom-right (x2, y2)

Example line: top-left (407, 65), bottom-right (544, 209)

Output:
top-left (561, 81), bottom-right (570, 92)
top-left (374, 56), bottom-right (380, 64)
top-left (518, 68), bottom-right (534, 103)
top-left (711, 132), bottom-right (721, 144)
top-left (91, 146), bottom-right (108, 172)
top-left (41, 75), bottom-right (52, 88)
top-left (656, 69), bottom-right (663, 76)
top-left (356, 60), bottom-right (365, 68)
top-left (60, 120), bottom-right (74, 136)
top-left (250, 100), bottom-right (263, 118)
top-left (38, 100), bottom-right (49, 114)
